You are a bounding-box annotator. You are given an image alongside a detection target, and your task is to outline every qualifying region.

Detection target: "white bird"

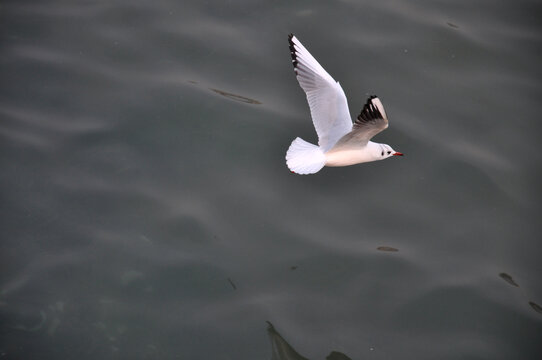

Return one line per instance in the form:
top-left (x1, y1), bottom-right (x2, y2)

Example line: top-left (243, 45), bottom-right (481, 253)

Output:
top-left (285, 34), bottom-right (403, 175)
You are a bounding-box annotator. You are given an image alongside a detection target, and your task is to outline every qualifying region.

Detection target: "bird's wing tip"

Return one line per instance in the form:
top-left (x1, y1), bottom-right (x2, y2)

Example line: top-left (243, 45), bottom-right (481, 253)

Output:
top-left (356, 96), bottom-right (388, 125)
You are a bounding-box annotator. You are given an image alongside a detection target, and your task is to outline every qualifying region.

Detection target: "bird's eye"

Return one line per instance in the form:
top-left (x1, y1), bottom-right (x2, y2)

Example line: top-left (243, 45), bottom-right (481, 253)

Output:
top-left (387, 151), bottom-right (391, 155)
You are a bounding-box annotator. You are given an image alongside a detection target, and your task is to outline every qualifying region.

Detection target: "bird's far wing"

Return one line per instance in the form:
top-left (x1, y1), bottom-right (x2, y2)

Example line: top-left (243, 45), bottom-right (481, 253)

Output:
top-left (289, 34), bottom-right (353, 152)
top-left (351, 96), bottom-right (389, 142)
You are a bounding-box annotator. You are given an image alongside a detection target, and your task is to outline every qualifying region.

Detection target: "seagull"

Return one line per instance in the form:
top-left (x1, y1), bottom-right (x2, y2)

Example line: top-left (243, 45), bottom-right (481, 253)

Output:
top-left (286, 34), bottom-right (403, 175)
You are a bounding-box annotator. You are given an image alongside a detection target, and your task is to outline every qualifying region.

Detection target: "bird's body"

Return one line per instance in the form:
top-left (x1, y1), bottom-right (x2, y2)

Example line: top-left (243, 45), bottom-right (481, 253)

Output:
top-left (285, 34), bottom-right (402, 175)
top-left (325, 141), bottom-right (383, 167)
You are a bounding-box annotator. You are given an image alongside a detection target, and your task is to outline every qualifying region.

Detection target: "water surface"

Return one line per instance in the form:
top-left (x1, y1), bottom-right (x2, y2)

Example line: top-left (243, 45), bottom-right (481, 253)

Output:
top-left (1, 0), bottom-right (541, 359)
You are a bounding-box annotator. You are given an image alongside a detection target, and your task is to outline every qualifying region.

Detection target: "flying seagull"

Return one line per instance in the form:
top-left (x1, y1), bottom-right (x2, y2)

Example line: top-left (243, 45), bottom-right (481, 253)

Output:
top-left (286, 34), bottom-right (403, 175)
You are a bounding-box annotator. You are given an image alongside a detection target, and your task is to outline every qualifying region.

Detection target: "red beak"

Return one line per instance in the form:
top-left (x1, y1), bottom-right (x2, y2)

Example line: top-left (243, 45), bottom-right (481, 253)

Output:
top-left (393, 152), bottom-right (404, 156)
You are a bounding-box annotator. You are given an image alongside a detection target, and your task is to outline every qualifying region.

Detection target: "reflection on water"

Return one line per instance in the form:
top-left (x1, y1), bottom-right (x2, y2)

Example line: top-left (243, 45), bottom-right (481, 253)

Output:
top-left (267, 322), bottom-right (352, 360)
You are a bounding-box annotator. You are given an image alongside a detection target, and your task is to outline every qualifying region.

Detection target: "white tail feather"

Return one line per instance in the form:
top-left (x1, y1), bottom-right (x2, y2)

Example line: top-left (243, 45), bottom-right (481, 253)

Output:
top-left (285, 137), bottom-right (326, 175)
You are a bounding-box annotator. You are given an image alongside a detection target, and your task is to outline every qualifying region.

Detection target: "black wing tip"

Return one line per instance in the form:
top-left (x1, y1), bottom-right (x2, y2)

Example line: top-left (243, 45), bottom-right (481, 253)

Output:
top-left (356, 96), bottom-right (383, 123)
top-left (288, 34), bottom-right (298, 70)
top-left (288, 33), bottom-right (295, 48)
top-left (364, 95), bottom-right (381, 109)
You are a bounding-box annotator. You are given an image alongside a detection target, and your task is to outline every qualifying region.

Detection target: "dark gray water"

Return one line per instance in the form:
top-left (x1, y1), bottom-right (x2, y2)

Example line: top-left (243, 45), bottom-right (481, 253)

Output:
top-left (1, 0), bottom-right (541, 359)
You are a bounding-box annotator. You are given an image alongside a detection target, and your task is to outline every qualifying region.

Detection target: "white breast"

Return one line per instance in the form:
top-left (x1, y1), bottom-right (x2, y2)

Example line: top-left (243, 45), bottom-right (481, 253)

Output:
top-left (324, 141), bottom-right (380, 167)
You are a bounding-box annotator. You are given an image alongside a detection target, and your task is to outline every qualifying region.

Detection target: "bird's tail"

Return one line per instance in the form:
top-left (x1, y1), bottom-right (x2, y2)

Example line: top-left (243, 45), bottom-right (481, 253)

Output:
top-left (286, 137), bottom-right (326, 175)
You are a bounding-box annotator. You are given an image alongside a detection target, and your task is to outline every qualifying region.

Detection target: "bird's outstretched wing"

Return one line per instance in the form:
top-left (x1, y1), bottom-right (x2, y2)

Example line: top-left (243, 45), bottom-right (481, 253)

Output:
top-left (288, 34), bottom-right (353, 152)
top-left (351, 96), bottom-right (389, 143)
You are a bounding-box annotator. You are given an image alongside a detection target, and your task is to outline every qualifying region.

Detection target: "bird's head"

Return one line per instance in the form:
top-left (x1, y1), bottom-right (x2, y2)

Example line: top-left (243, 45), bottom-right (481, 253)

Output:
top-left (380, 144), bottom-right (403, 159)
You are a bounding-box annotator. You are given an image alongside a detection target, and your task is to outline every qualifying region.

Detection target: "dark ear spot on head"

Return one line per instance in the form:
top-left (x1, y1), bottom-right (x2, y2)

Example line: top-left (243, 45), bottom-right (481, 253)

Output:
top-left (381, 151), bottom-right (384, 156)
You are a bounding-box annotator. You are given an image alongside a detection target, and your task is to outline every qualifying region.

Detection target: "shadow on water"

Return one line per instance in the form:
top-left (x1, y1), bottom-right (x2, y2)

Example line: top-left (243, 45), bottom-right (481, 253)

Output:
top-left (267, 321), bottom-right (352, 360)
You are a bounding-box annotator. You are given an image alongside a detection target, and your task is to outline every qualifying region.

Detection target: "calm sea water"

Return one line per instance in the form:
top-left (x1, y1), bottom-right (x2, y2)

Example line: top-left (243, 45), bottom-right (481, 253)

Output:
top-left (1, 0), bottom-right (541, 359)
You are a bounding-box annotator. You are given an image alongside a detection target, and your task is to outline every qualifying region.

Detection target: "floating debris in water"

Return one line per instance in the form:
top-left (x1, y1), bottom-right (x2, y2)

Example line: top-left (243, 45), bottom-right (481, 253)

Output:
top-left (227, 277), bottom-right (237, 290)
top-left (447, 22), bottom-right (459, 29)
top-left (290, 266), bottom-right (298, 270)
top-left (377, 246), bottom-right (398, 252)
top-left (499, 273), bottom-right (519, 287)
top-left (529, 301), bottom-right (542, 314)
top-left (210, 88), bottom-right (262, 104)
